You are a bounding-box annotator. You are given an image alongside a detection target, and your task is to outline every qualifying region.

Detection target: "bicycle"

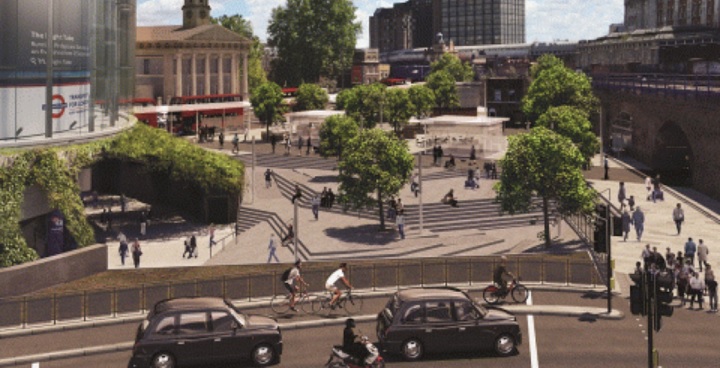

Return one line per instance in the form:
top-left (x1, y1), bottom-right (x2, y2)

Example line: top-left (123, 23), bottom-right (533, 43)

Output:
top-left (482, 279), bottom-right (529, 305)
top-left (312, 289), bottom-right (363, 316)
top-left (270, 283), bottom-right (314, 314)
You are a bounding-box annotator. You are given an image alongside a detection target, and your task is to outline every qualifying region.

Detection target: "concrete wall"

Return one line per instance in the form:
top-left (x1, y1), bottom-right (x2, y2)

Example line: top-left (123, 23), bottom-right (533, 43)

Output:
top-left (0, 244), bottom-right (107, 299)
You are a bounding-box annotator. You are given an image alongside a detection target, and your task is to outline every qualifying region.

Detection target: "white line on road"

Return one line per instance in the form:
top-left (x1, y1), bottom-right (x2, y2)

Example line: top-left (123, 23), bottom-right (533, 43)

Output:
top-left (527, 291), bottom-right (539, 368)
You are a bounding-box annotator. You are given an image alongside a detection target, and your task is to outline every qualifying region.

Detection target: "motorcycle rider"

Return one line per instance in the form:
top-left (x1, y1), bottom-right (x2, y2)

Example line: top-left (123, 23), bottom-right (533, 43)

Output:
top-left (342, 318), bottom-right (363, 361)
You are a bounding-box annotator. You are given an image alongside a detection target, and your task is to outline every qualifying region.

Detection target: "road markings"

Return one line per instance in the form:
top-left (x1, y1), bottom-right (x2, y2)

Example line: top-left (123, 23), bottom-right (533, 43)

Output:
top-left (527, 291), bottom-right (539, 368)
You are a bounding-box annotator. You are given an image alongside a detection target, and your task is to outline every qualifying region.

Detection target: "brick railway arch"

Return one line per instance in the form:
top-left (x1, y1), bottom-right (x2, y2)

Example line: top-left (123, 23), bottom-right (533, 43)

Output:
top-left (653, 121), bottom-right (693, 186)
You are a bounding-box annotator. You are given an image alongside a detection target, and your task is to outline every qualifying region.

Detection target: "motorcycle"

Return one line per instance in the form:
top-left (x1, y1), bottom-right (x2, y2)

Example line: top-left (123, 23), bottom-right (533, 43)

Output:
top-left (324, 345), bottom-right (385, 368)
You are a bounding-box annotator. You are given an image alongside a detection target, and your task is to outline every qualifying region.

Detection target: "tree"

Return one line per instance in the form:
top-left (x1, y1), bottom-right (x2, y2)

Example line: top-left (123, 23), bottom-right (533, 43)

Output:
top-left (430, 53), bottom-right (474, 82)
top-left (295, 83), bottom-right (329, 111)
top-left (536, 106), bottom-right (599, 164)
top-left (407, 85), bottom-right (435, 118)
top-left (343, 83), bottom-right (387, 129)
top-left (522, 54), bottom-right (598, 122)
top-left (212, 15), bottom-right (267, 92)
top-left (335, 88), bottom-right (355, 111)
top-left (250, 82), bottom-right (284, 141)
top-left (493, 127), bottom-right (595, 248)
top-left (338, 129), bottom-right (415, 229)
top-left (384, 88), bottom-right (414, 134)
top-left (268, 0), bottom-right (361, 86)
top-left (426, 70), bottom-right (459, 109)
top-left (318, 114), bottom-right (359, 160)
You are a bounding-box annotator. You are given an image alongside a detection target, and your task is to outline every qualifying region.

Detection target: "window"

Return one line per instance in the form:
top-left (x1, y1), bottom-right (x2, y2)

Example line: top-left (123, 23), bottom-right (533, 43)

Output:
top-left (402, 303), bottom-right (424, 324)
top-left (425, 302), bottom-right (452, 323)
top-left (153, 315), bottom-right (176, 335)
top-left (454, 301), bottom-right (478, 321)
top-left (177, 312), bottom-right (208, 335)
top-left (211, 312), bottom-right (236, 332)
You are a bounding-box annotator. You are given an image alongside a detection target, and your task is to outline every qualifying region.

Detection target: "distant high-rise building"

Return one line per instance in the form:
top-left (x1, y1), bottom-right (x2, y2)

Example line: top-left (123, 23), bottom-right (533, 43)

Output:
top-left (370, 0), bottom-right (525, 53)
top-left (624, 0), bottom-right (720, 31)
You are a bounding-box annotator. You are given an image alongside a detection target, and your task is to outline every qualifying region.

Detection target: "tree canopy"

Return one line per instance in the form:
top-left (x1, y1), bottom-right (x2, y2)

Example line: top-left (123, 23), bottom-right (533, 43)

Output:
top-left (535, 106), bottom-right (599, 164)
top-left (295, 83), bottom-right (329, 111)
top-left (522, 55), bottom-right (598, 122)
top-left (426, 70), bottom-right (459, 109)
top-left (211, 15), bottom-right (267, 92)
top-left (407, 85), bottom-right (435, 119)
top-left (268, 0), bottom-right (361, 86)
top-left (430, 53), bottom-right (474, 82)
top-left (250, 82), bottom-right (285, 141)
top-left (384, 88), bottom-right (414, 134)
top-left (341, 83), bottom-right (387, 129)
top-left (494, 127), bottom-right (595, 247)
top-left (338, 128), bottom-right (415, 228)
top-left (318, 114), bottom-right (359, 159)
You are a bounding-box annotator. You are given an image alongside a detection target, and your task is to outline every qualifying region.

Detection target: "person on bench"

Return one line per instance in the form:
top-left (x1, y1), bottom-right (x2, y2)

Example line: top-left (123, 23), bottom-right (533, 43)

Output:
top-left (444, 154), bottom-right (456, 169)
top-left (443, 189), bottom-right (459, 207)
top-left (464, 177), bottom-right (479, 190)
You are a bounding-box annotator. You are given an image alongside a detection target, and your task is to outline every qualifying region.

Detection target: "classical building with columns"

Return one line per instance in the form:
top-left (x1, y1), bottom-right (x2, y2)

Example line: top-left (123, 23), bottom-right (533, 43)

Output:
top-left (134, 0), bottom-right (250, 104)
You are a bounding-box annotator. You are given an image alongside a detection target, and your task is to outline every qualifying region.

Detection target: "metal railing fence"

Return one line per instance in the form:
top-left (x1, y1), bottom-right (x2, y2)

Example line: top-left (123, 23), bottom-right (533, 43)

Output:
top-left (0, 255), bottom-right (600, 329)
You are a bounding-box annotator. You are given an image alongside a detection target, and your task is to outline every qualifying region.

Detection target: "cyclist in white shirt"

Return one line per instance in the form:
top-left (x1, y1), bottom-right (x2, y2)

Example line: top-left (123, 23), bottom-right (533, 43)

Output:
top-left (326, 263), bottom-right (353, 308)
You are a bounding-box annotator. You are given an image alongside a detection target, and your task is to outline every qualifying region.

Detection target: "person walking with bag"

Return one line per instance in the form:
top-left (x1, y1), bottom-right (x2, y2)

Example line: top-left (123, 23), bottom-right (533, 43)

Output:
top-left (267, 234), bottom-right (280, 263)
top-left (117, 231), bottom-right (128, 266)
top-left (131, 239), bottom-right (142, 268)
top-left (396, 210), bottom-right (406, 239)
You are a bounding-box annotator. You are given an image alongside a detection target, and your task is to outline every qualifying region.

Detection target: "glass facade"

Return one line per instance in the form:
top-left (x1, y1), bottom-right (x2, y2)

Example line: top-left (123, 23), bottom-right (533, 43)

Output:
top-left (439, 0), bottom-right (525, 46)
top-left (0, 0), bottom-right (136, 141)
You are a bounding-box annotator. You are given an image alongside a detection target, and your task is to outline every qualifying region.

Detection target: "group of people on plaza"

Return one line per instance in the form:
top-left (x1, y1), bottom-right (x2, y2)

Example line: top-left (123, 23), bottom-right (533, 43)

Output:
top-left (117, 231), bottom-right (142, 268)
top-left (618, 176), bottom-right (681, 242)
top-left (636, 240), bottom-right (717, 312)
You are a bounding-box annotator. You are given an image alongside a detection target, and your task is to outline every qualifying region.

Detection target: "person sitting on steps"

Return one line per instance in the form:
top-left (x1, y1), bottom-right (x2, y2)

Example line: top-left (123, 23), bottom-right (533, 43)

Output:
top-left (444, 154), bottom-right (456, 169)
top-left (443, 189), bottom-right (459, 207)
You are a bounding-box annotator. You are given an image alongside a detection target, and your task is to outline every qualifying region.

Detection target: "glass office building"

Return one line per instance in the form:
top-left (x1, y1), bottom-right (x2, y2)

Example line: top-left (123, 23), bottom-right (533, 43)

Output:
top-left (0, 0), bottom-right (136, 142)
top-left (438, 0), bottom-right (525, 46)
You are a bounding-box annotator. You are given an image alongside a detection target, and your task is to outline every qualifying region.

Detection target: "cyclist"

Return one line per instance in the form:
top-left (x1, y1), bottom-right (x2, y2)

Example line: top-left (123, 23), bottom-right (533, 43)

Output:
top-left (284, 260), bottom-right (307, 312)
top-left (493, 256), bottom-right (515, 296)
top-left (326, 263), bottom-right (353, 309)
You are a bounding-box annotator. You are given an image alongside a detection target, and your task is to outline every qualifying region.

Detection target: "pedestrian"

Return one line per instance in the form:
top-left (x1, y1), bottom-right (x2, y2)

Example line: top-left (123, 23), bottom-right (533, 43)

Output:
top-left (621, 210), bottom-right (632, 242)
top-left (232, 133), bottom-right (239, 154)
top-left (131, 238), bottom-right (142, 268)
top-left (107, 208), bottom-right (113, 231)
top-left (469, 145), bottom-right (476, 165)
top-left (267, 234), bottom-right (280, 263)
top-left (311, 194), bottom-right (320, 220)
top-left (645, 176), bottom-right (652, 200)
top-left (652, 247), bottom-right (666, 271)
top-left (320, 187), bottom-right (328, 208)
top-left (271, 134), bottom-right (277, 154)
top-left (491, 161), bottom-right (498, 180)
top-left (327, 188), bottom-right (335, 209)
top-left (628, 195), bottom-right (635, 211)
top-left (396, 210), bottom-right (406, 239)
top-left (396, 198), bottom-right (404, 214)
top-left (685, 237), bottom-right (697, 268)
top-left (437, 145), bottom-right (444, 165)
top-left (117, 231), bottom-right (128, 266)
top-left (100, 208), bottom-right (108, 225)
top-left (208, 224), bottom-right (216, 249)
top-left (244, 127), bottom-right (249, 142)
top-left (676, 251), bottom-right (684, 268)
top-left (265, 169), bottom-right (273, 188)
top-left (603, 155), bottom-right (609, 180)
top-left (665, 247), bottom-right (676, 269)
top-left (281, 224), bottom-right (294, 247)
top-left (652, 174), bottom-right (663, 202)
top-left (705, 264), bottom-right (717, 312)
top-left (432, 145), bottom-right (439, 165)
top-left (291, 184), bottom-right (302, 204)
top-left (697, 239), bottom-right (709, 272)
top-left (140, 211), bottom-right (148, 236)
top-left (190, 233), bottom-right (198, 258)
top-left (218, 131), bottom-right (224, 149)
top-left (641, 244), bottom-right (652, 271)
top-left (387, 197), bottom-right (397, 221)
top-left (120, 193), bottom-right (127, 213)
top-left (632, 206), bottom-right (644, 241)
top-left (411, 174), bottom-right (419, 197)
top-left (688, 272), bottom-right (705, 310)
top-left (284, 133), bottom-right (291, 155)
top-left (618, 182), bottom-right (626, 209)
top-left (298, 135), bottom-right (304, 153)
top-left (182, 237), bottom-right (192, 258)
top-left (676, 264), bottom-right (688, 306)
top-left (672, 203), bottom-right (684, 235)
top-left (306, 136), bottom-right (311, 155)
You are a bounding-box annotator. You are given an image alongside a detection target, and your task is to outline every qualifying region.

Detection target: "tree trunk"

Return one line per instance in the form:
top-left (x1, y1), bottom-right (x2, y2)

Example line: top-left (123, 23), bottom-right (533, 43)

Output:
top-left (265, 123), bottom-right (270, 142)
top-left (378, 187), bottom-right (385, 230)
top-left (542, 196), bottom-right (551, 248)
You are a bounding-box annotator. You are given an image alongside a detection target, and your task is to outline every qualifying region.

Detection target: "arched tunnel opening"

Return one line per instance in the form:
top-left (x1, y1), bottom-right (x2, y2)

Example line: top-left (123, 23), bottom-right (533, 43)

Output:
top-left (652, 122), bottom-right (693, 186)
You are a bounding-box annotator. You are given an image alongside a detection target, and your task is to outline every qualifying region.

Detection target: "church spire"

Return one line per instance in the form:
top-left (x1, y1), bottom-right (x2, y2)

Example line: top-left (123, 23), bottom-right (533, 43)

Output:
top-left (182, 0), bottom-right (211, 29)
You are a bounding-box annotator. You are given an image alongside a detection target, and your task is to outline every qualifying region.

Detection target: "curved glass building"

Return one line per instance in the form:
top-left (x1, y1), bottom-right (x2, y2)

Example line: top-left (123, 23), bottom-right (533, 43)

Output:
top-left (0, 0), bottom-right (136, 142)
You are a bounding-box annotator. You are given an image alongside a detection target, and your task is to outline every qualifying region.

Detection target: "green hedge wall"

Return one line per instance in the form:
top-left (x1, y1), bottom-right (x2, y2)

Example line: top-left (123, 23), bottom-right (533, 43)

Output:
top-left (0, 124), bottom-right (245, 267)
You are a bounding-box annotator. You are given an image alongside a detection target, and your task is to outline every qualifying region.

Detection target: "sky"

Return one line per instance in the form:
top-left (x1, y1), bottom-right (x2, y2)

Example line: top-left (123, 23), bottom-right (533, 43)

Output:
top-left (137, 0), bottom-right (625, 47)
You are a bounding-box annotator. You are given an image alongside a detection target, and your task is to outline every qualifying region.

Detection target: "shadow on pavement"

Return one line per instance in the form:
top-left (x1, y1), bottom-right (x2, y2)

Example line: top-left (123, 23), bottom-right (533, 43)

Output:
top-left (310, 175), bottom-right (340, 183)
top-left (324, 224), bottom-right (398, 246)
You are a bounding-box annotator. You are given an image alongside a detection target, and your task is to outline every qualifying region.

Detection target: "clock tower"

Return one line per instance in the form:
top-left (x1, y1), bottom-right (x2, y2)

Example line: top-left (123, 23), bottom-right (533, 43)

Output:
top-left (182, 0), bottom-right (212, 29)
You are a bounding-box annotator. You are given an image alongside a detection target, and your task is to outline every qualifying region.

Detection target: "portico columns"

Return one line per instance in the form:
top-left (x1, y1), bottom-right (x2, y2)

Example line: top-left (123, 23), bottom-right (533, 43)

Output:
top-left (218, 53), bottom-right (224, 94)
top-left (242, 52), bottom-right (249, 101)
top-left (204, 55), bottom-right (211, 95)
top-left (175, 53), bottom-right (183, 97)
top-left (231, 53), bottom-right (239, 94)
top-left (191, 53), bottom-right (197, 96)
